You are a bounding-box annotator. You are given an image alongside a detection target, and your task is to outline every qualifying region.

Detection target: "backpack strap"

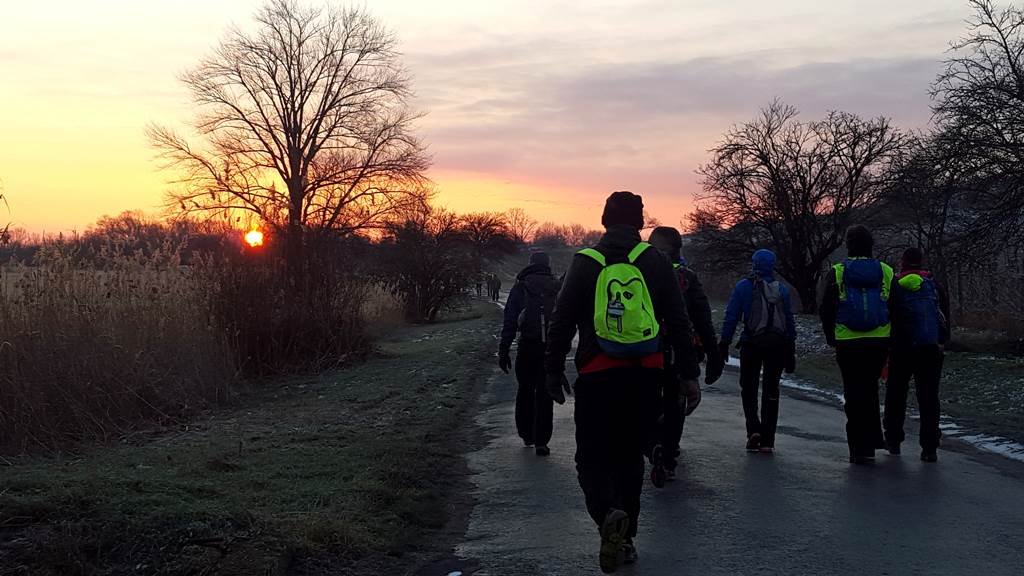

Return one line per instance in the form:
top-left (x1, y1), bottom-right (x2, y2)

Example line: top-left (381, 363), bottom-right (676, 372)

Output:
top-left (627, 242), bottom-right (651, 263)
top-left (834, 263), bottom-right (847, 302)
top-left (579, 248), bottom-right (606, 267)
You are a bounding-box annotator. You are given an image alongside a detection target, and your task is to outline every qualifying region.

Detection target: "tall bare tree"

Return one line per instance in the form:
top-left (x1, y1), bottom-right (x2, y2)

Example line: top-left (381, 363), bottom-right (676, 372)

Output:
top-left (504, 207), bottom-right (537, 244)
top-left (695, 100), bottom-right (909, 312)
top-left (149, 0), bottom-right (430, 266)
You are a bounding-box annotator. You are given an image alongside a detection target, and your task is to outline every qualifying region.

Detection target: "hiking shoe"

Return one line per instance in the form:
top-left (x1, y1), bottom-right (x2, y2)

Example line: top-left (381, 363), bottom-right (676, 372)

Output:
top-left (759, 446), bottom-right (775, 454)
top-left (746, 433), bottom-right (761, 452)
top-left (649, 445), bottom-right (667, 488)
top-left (599, 509), bottom-right (630, 574)
top-left (622, 538), bottom-right (638, 565)
top-left (921, 450), bottom-right (938, 463)
top-left (887, 443), bottom-right (901, 456)
top-left (523, 440), bottom-right (534, 448)
top-left (535, 445), bottom-right (551, 457)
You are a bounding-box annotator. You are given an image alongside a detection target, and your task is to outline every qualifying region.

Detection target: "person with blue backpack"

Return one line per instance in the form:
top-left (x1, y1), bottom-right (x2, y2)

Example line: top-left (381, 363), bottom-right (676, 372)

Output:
top-left (545, 191), bottom-right (700, 574)
top-left (820, 225), bottom-right (893, 465)
top-left (718, 249), bottom-right (797, 453)
top-left (884, 247), bottom-right (951, 462)
top-left (499, 252), bottom-right (562, 456)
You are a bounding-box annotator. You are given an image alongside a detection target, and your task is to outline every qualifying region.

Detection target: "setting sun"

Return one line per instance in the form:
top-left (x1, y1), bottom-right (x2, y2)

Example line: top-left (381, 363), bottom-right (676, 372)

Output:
top-left (244, 229), bottom-right (265, 248)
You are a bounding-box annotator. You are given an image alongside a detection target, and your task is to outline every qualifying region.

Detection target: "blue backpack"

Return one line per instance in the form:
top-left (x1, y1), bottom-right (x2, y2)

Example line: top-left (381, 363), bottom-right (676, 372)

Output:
top-left (896, 273), bottom-right (944, 346)
top-left (836, 259), bottom-right (891, 332)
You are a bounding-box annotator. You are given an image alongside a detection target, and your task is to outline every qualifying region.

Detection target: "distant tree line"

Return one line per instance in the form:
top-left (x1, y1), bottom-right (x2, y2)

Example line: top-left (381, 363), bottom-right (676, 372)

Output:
top-left (689, 0), bottom-right (1024, 340)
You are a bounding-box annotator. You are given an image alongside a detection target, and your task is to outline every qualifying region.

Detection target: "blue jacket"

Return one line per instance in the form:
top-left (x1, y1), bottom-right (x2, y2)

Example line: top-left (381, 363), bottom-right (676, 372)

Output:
top-left (720, 250), bottom-right (797, 345)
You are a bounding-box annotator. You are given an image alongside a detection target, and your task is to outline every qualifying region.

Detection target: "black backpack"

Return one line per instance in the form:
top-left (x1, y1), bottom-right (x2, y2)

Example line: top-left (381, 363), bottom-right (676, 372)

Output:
top-left (517, 273), bottom-right (560, 343)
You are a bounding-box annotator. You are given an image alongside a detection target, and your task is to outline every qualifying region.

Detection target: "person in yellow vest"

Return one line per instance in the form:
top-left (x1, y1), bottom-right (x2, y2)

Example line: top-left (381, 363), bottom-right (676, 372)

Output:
top-left (820, 225), bottom-right (894, 464)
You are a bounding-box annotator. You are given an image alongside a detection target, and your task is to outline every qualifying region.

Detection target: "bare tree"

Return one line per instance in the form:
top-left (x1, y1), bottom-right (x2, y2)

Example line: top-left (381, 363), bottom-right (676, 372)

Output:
top-left (149, 0), bottom-right (430, 267)
top-left (504, 207), bottom-right (537, 244)
top-left (695, 100), bottom-right (910, 312)
top-left (461, 211), bottom-right (516, 268)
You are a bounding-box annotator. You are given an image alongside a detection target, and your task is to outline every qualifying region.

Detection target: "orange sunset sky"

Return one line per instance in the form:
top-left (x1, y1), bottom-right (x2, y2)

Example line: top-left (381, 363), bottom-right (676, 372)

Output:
top-left (1, 0), bottom-right (973, 234)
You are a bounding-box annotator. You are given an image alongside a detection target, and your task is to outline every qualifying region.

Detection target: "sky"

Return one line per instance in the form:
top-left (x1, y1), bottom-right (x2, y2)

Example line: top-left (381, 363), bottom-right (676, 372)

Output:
top-left (0, 0), bottom-right (976, 233)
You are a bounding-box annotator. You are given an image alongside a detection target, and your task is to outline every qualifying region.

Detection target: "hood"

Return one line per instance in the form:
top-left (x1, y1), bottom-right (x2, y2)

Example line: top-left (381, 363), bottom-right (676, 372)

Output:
top-left (752, 249), bottom-right (776, 278)
top-left (843, 258), bottom-right (883, 288)
top-left (517, 263), bottom-right (552, 281)
top-left (897, 271), bottom-right (930, 292)
top-left (596, 224), bottom-right (644, 256)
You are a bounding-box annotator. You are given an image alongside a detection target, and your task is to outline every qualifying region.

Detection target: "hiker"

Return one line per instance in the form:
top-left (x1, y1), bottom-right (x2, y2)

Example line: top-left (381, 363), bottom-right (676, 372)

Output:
top-left (476, 275), bottom-right (484, 299)
top-left (820, 225), bottom-right (893, 464)
top-left (647, 226), bottom-right (723, 481)
top-left (884, 247), bottom-right (951, 462)
top-left (545, 191), bottom-right (700, 573)
top-left (718, 249), bottom-right (797, 454)
top-left (488, 274), bottom-right (503, 302)
top-left (498, 252), bottom-right (562, 456)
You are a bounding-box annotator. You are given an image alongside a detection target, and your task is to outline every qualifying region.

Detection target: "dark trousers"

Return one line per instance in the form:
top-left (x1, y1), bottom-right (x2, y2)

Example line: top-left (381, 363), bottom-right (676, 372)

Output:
top-left (836, 341), bottom-right (888, 458)
top-left (739, 341), bottom-right (786, 447)
top-left (884, 345), bottom-right (944, 451)
top-left (575, 367), bottom-right (661, 539)
top-left (658, 372), bottom-right (686, 471)
top-left (514, 341), bottom-right (553, 447)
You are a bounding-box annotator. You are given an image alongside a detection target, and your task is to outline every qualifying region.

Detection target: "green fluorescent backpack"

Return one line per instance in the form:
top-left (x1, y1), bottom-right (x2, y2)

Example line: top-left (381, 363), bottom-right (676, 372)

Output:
top-left (579, 242), bottom-right (661, 357)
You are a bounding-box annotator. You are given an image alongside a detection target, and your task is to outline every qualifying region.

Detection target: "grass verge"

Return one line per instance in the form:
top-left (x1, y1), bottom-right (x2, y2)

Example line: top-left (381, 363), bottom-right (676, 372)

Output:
top-left (0, 303), bottom-right (500, 575)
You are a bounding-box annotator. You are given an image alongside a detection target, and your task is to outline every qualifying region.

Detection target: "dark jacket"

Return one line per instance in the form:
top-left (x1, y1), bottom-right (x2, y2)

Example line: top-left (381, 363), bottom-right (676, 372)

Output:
top-left (678, 266), bottom-right (718, 354)
top-left (889, 269), bottom-right (951, 349)
top-left (721, 252), bottom-right (797, 345)
top-left (544, 225), bottom-right (700, 379)
top-left (500, 264), bottom-right (560, 353)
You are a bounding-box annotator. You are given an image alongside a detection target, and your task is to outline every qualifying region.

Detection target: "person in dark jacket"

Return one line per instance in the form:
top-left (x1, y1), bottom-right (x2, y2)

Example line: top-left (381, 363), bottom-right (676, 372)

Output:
top-left (718, 249), bottom-right (797, 453)
top-left (545, 191), bottom-right (700, 573)
top-left (498, 252), bottom-right (561, 456)
top-left (820, 225), bottom-right (894, 464)
top-left (884, 247), bottom-right (951, 462)
top-left (647, 226), bottom-right (722, 480)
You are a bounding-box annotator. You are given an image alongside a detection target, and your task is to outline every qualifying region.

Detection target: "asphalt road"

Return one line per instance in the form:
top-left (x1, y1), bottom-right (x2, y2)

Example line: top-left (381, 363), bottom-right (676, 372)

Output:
top-left (453, 364), bottom-right (1024, 576)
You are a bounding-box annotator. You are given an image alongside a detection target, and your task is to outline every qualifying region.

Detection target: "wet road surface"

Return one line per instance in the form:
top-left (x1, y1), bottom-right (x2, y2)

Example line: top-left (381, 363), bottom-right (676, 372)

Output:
top-left (454, 366), bottom-right (1024, 575)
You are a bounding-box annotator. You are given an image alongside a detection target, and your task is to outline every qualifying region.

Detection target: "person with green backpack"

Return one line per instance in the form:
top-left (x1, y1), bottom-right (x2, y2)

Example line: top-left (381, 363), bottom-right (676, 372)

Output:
top-left (820, 225), bottom-right (894, 465)
top-left (544, 191), bottom-right (700, 574)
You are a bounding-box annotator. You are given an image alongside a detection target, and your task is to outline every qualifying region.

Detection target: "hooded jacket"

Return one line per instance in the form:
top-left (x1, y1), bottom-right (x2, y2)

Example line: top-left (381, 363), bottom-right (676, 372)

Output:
top-left (500, 263), bottom-right (561, 353)
top-left (544, 225), bottom-right (700, 380)
top-left (720, 249), bottom-right (797, 345)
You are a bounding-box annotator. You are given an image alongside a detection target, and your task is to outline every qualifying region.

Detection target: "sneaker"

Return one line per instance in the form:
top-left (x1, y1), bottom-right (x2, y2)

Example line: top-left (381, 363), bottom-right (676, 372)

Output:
top-left (523, 440), bottom-right (535, 448)
top-left (759, 446), bottom-right (775, 454)
top-left (535, 445), bottom-right (551, 457)
top-left (649, 445), bottom-right (667, 488)
top-left (746, 433), bottom-right (761, 452)
top-left (599, 509), bottom-right (630, 574)
top-left (622, 538), bottom-right (638, 564)
top-left (887, 443), bottom-right (901, 456)
top-left (921, 449), bottom-right (938, 463)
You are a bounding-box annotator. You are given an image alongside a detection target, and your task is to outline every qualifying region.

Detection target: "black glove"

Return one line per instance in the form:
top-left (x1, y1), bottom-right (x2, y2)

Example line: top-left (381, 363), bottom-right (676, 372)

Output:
top-left (717, 341), bottom-right (731, 366)
top-left (681, 379), bottom-right (701, 415)
top-left (784, 342), bottom-right (796, 374)
top-left (704, 348), bottom-right (724, 385)
top-left (545, 372), bottom-right (572, 405)
top-left (498, 350), bottom-right (512, 374)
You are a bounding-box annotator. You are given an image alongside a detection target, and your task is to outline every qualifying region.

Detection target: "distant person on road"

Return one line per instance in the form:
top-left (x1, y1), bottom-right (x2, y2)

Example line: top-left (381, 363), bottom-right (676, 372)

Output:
top-left (488, 274), bottom-right (503, 302)
top-left (884, 247), bottom-right (950, 463)
top-left (498, 252), bottom-right (562, 456)
top-left (820, 225), bottom-right (893, 464)
top-left (718, 249), bottom-right (797, 454)
top-left (545, 191), bottom-right (700, 573)
top-left (647, 226), bottom-right (722, 482)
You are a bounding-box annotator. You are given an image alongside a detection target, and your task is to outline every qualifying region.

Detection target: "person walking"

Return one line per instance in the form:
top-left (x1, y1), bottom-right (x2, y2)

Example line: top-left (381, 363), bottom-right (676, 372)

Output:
top-left (647, 226), bottom-right (723, 481)
top-left (884, 247), bottom-right (950, 462)
top-left (545, 191), bottom-right (700, 573)
top-left (498, 252), bottom-right (561, 456)
top-left (718, 249), bottom-right (797, 453)
top-left (820, 225), bottom-right (894, 464)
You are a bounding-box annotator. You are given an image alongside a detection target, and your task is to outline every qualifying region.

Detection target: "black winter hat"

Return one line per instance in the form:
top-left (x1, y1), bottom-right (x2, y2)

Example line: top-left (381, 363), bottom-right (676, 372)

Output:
top-left (649, 226), bottom-right (682, 251)
top-left (901, 247), bottom-right (924, 270)
top-left (529, 251), bottom-right (550, 267)
top-left (601, 191), bottom-right (645, 230)
top-left (845, 225), bottom-right (874, 257)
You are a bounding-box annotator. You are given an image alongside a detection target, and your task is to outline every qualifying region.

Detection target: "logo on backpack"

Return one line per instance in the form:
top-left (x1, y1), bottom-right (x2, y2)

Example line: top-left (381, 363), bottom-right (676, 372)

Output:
top-left (579, 243), bottom-right (660, 358)
top-left (745, 276), bottom-right (787, 344)
top-left (835, 259), bottom-right (893, 334)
